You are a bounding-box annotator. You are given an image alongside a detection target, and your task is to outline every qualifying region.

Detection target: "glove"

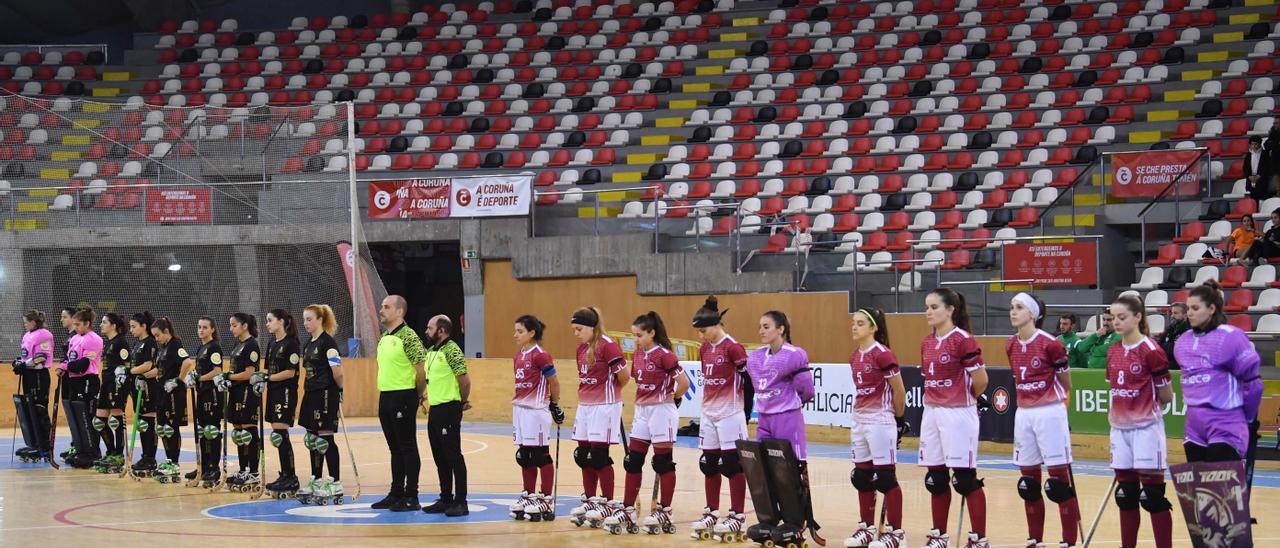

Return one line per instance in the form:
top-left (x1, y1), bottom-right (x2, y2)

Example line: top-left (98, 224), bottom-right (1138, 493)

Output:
top-left (134, 377), bottom-right (148, 393)
top-left (895, 415), bottom-right (911, 443)
top-left (115, 366), bottom-right (127, 386)
top-left (10, 358), bottom-right (22, 375)
top-left (976, 394), bottom-right (992, 414)
top-left (163, 379), bottom-right (178, 393)
top-left (337, 388), bottom-right (344, 404)
top-left (183, 370), bottom-right (197, 388)
top-left (549, 401), bottom-right (565, 425)
top-left (250, 371), bottom-right (268, 389)
top-left (674, 394), bottom-right (683, 409)
top-left (213, 373), bottom-right (231, 392)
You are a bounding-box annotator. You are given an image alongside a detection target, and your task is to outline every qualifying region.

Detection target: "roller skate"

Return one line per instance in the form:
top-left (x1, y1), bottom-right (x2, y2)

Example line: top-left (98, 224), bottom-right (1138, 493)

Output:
top-left (130, 456), bottom-right (157, 478)
top-left (713, 512), bottom-right (748, 543)
top-left (16, 446), bottom-right (41, 463)
top-left (59, 447), bottom-right (74, 460)
top-left (601, 502), bottom-right (639, 535)
top-left (199, 468), bottom-right (220, 489)
top-left (153, 460), bottom-right (181, 483)
top-left (745, 522), bottom-right (776, 546)
top-left (184, 468), bottom-right (199, 481)
top-left (66, 451), bottom-right (99, 469)
top-left (963, 533), bottom-right (990, 548)
top-left (240, 471), bottom-right (262, 494)
top-left (267, 474), bottom-right (299, 500)
top-left (295, 476), bottom-right (318, 504)
top-left (1025, 540), bottom-right (1045, 548)
top-left (769, 521), bottom-right (807, 547)
top-left (314, 477), bottom-right (343, 505)
top-left (569, 495), bottom-right (605, 527)
top-left (691, 508), bottom-right (719, 540)
top-left (94, 454), bottom-right (124, 474)
top-left (921, 529), bottom-right (949, 548)
top-left (643, 505), bottom-right (676, 535)
top-left (225, 469), bottom-right (248, 492)
top-left (509, 490), bottom-right (532, 520)
top-left (867, 529), bottom-right (904, 548)
top-left (523, 493), bottom-right (555, 522)
top-left (844, 522), bottom-right (876, 547)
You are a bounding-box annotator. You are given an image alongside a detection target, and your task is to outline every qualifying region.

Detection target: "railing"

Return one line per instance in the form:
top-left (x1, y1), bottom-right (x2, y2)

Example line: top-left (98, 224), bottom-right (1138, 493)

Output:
top-left (1120, 147), bottom-right (1211, 263)
top-left (1, 43), bottom-right (108, 59)
top-left (532, 185), bottom-right (656, 238)
top-left (939, 278), bottom-right (1038, 335)
top-left (1036, 158), bottom-right (1102, 236)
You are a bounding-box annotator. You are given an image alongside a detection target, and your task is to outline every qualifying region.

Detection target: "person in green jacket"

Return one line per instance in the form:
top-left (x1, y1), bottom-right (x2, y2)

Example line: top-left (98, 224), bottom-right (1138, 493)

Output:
top-left (1055, 312), bottom-right (1088, 369)
top-left (1075, 310), bottom-right (1119, 369)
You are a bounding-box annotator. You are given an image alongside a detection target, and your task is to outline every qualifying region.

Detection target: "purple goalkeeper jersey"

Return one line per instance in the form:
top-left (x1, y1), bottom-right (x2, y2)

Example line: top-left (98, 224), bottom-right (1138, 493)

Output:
top-left (745, 343), bottom-right (815, 415)
top-left (1174, 324), bottom-right (1262, 421)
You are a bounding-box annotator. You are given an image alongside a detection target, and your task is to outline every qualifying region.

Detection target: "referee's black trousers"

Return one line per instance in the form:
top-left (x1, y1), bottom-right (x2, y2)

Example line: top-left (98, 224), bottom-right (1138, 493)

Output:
top-left (427, 400), bottom-right (467, 501)
top-left (378, 389), bottom-right (421, 497)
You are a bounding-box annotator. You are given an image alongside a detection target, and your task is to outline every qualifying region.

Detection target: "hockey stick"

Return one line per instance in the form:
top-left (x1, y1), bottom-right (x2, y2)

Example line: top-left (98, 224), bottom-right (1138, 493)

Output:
top-left (955, 492), bottom-right (967, 544)
top-left (187, 385), bottom-right (202, 487)
top-left (337, 391), bottom-right (360, 503)
top-left (120, 383), bottom-right (144, 478)
top-left (551, 422), bottom-right (561, 519)
top-left (47, 373), bottom-right (63, 470)
top-left (10, 376), bottom-right (22, 465)
top-left (1068, 466), bottom-right (1087, 544)
top-left (1245, 420), bottom-right (1259, 525)
top-left (1082, 477), bottom-right (1117, 548)
top-left (209, 389), bottom-right (230, 492)
top-left (800, 465), bottom-right (827, 546)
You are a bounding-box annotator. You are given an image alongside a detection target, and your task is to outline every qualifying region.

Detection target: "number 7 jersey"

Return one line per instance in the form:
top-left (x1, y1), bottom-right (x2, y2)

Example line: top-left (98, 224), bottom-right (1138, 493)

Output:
top-left (1006, 330), bottom-right (1069, 408)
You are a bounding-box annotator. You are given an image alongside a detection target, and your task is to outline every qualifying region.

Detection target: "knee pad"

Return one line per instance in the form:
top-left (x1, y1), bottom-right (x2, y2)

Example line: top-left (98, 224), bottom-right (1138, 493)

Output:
top-left (950, 469), bottom-right (984, 496)
top-left (850, 467), bottom-right (876, 492)
top-left (200, 425), bottom-right (221, 440)
top-left (1114, 481), bottom-right (1141, 511)
top-left (924, 468), bottom-right (950, 495)
top-left (1139, 482), bottom-right (1172, 513)
top-left (312, 435), bottom-right (330, 454)
top-left (719, 452), bottom-right (742, 478)
top-left (1017, 476), bottom-right (1043, 502)
top-left (623, 449), bottom-right (646, 474)
top-left (515, 447), bottom-right (534, 468)
top-left (302, 431), bottom-right (319, 451)
top-left (270, 430), bottom-right (286, 448)
top-left (699, 451), bottom-right (721, 477)
top-left (872, 468), bottom-right (898, 494)
top-left (573, 446), bottom-right (591, 469)
top-left (157, 424), bottom-right (175, 439)
top-left (92, 417), bottom-right (106, 432)
top-left (651, 451), bottom-right (675, 474)
top-left (108, 416), bottom-right (121, 430)
top-left (1044, 477), bottom-right (1075, 504)
top-left (589, 446), bottom-right (612, 469)
top-left (534, 446), bottom-right (553, 467)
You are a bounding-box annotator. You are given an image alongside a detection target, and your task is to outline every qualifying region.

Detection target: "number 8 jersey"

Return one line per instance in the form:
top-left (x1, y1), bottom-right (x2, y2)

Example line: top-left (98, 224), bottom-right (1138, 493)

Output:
top-left (1106, 336), bottom-right (1170, 430)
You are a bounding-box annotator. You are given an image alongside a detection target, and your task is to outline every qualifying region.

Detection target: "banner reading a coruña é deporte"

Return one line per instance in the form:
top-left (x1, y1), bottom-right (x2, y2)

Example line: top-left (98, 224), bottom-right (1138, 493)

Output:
top-left (367, 175), bottom-right (531, 219)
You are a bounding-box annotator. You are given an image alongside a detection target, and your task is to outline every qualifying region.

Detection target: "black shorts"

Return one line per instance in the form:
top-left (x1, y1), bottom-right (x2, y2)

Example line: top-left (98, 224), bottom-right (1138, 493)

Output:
top-left (63, 374), bottom-right (99, 404)
top-left (127, 378), bottom-right (156, 414)
top-left (154, 386), bottom-right (188, 428)
top-left (265, 386), bottom-right (298, 426)
top-left (193, 389), bottom-right (223, 427)
top-left (299, 387), bottom-right (339, 432)
top-left (226, 385), bottom-right (261, 425)
top-left (96, 374), bottom-right (128, 410)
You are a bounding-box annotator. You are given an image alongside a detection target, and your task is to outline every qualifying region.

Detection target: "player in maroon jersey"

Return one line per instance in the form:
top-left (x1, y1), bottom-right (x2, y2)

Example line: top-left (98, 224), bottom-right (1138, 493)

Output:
top-left (567, 307), bottom-right (631, 528)
top-left (602, 311), bottom-right (689, 535)
top-left (1006, 293), bottom-right (1080, 548)
top-left (843, 307), bottom-right (908, 548)
top-left (1106, 294), bottom-right (1173, 548)
top-left (509, 315), bottom-right (562, 521)
top-left (688, 296), bottom-right (753, 541)
top-left (919, 288), bottom-right (990, 548)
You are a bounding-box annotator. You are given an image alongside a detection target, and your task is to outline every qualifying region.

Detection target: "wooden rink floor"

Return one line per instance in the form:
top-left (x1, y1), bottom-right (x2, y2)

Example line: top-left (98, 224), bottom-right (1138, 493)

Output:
top-left (2, 419), bottom-right (1278, 548)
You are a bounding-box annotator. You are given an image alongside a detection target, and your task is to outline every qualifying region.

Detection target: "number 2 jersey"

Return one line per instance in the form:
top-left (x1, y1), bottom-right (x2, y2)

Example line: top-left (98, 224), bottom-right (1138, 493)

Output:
top-left (920, 327), bottom-right (985, 408)
top-left (1006, 329), bottom-right (1069, 408)
top-left (699, 335), bottom-right (748, 421)
top-left (513, 344), bottom-right (555, 409)
top-left (1106, 336), bottom-right (1170, 430)
top-left (850, 342), bottom-right (900, 425)
top-left (576, 335), bottom-right (626, 405)
top-left (632, 344), bottom-right (681, 406)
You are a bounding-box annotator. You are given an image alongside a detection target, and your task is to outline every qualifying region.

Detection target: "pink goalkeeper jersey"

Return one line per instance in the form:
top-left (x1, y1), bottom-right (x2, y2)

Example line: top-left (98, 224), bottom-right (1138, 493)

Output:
top-left (921, 328), bottom-right (985, 407)
top-left (850, 342), bottom-right (900, 424)
top-left (64, 331), bottom-right (103, 377)
top-left (20, 328), bottom-right (54, 370)
top-left (1106, 336), bottom-right (1171, 430)
top-left (576, 335), bottom-right (626, 405)
top-left (699, 335), bottom-right (748, 420)
top-left (512, 344), bottom-right (555, 409)
top-left (1007, 329), bottom-right (1070, 408)
top-left (633, 344), bottom-right (681, 406)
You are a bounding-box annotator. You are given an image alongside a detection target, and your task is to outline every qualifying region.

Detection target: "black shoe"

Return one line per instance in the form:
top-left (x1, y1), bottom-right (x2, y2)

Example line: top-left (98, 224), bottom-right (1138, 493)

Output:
top-left (185, 469), bottom-right (199, 480)
top-left (445, 500), bottom-right (470, 517)
top-left (421, 497), bottom-right (454, 514)
top-left (389, 496), bottom-right (420, 512)
top-left (371, 492), bottom-right (404, 510)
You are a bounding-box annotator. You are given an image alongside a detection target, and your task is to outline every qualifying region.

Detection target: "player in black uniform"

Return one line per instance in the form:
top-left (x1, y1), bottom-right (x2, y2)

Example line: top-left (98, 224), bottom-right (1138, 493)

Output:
top-left (92, 313), bottom-right (130, 473)
top-left (149, 318), bottom-right (189, 483)
top-left (55, 306), bottom-right (76, 461)
top-left (222, 312), bottom-right (262, 492)
top-left (183, 317), bottom-right (223, 486)
top-left (261, 309), bottom-right (302, 498)
top-left (127, 311), bottom-right (159, 476)
top-left (295, 304), bottom-right (346, 505)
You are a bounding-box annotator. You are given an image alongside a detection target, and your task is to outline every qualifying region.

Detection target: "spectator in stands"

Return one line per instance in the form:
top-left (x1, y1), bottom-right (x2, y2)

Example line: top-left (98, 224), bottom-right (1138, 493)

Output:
top-left (1157, 303), bottom-right (1189, 370)
top-left (1267, 114), bottom-right (1280, 194)
top-left (1075, 310), bottom-right (1118, 369)
top-left (1055, 313), bottom-right (1087, 369)
top-left (1245, 210), bottom-right (1280, 267)
top-left (1228, 216), bottom-right (1260, 264)
top-left (1245, 136), bottom-right (1272, 201)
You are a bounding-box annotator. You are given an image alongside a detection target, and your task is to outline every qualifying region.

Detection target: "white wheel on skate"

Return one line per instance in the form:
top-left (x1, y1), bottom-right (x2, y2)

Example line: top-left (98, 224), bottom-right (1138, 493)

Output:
top-left (699, 530), bottom-right (713, 541)
top-left (334, 498), bottom-right (344, 505)
top-left (762, 540), bottom-right (776, 548)
top-left (316, 498), bottom-right (328, 506)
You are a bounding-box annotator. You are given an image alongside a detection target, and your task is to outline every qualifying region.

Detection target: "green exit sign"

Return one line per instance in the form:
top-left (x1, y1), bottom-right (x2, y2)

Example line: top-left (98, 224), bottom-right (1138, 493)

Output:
top-left (463, 250), bottom-right (478, 259)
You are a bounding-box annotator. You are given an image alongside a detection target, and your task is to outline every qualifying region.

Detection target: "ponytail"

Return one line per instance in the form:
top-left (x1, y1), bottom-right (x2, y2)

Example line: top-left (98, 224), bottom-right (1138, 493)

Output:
top-left (571, 306), bottom-right (605, 365)
top-left (231, 312), bottom-right (258, 338)
top-left (131, 311), bottom-right (154, 332)
top-left (633, 311), bottom-right (673, 351)
top-left (1188, 278), bottom-right (1227, 333)
top-left (305, 304), bottom-right (337, 336)
top-left (692, 295), bottom-right (727, 328)
top-left (269, 308), bottom-right (299, 340)
top-left (515, 314), bottom-right (545, 342)
top-left (72, 307), bottom-right (95, 325)
top-left (857, 307), bottom-right (891, 347)
top-left (928, 288), bottom-right (972, 333)
top-left (762, 310), bottom-right (792, 343)
top-left (23, 310), bottom-right (46, 329)
top-left (103, 312), bottom-right (126, 335)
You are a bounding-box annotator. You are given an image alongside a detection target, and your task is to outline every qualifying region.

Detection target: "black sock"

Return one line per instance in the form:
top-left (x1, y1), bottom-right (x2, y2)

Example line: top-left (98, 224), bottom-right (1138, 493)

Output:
top-left (98, 419), bottom-right (114, 455)
top-left (309, 431), bottom-right (323, 478)
top-left (112, 415), bottom-right (125, 455)
top-left (235, 429), bottom-right (247, 471)
top-left (164, 428), bottom-right (181, 463)
top-left (323, 434), bottom-right (339, 481)
top-left (140, 417), bottom-right (157, 460)
top-left (246, 427), bottom-right (260, 474)
top-left (275, 429), bottom-right (294, 476)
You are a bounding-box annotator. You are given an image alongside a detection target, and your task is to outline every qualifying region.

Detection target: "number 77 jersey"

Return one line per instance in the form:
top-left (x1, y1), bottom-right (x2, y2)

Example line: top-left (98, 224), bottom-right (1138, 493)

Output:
top-left (1005, 329), bottom-right (1069, 408)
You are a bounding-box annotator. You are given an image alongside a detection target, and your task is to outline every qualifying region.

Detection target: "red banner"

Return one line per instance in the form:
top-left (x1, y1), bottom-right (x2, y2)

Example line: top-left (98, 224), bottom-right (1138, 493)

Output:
top-left (1003, 242), bottom-right (1098, 287)
top-left (337, 242), bottom-right (380, 355)
top-left (145, 188), bottom-right (210, 224)
top-left (1109, 150), bottom-right (1202, 198)
top-left (367, 179), bottom-right (451, 219)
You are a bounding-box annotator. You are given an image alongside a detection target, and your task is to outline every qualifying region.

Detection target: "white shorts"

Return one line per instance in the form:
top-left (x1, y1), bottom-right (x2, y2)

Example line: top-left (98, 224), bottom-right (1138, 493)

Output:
top-left (698, 411), bottom-right (749, 451)
top-left (850, 418), bottom-right (898, 466)
top-left (631, 403), bottom-right (679, 444)
top-left (513, 405), bottom-right (552, 446)
top-left (1110, 421), bottom-right (1168, 471)
top-left (918, 405), bottom-right (978, 468)
top-left (572, 402), bottom-right (623, 444)
top-left (1013, 403), bottom-right (1073, 467)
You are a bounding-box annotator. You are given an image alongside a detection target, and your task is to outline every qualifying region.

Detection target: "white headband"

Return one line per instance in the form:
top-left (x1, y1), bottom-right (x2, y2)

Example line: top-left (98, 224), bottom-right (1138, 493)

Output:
top-left (1012, 292), bottom-right (1041, 321)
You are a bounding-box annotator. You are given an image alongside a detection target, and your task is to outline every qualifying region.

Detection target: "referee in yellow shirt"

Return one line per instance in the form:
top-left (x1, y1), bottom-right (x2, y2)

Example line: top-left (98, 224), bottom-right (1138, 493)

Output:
top-left (371, 295), bottom-right (428, 513)
top-left (419, 314), bottom-right (472, 517)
